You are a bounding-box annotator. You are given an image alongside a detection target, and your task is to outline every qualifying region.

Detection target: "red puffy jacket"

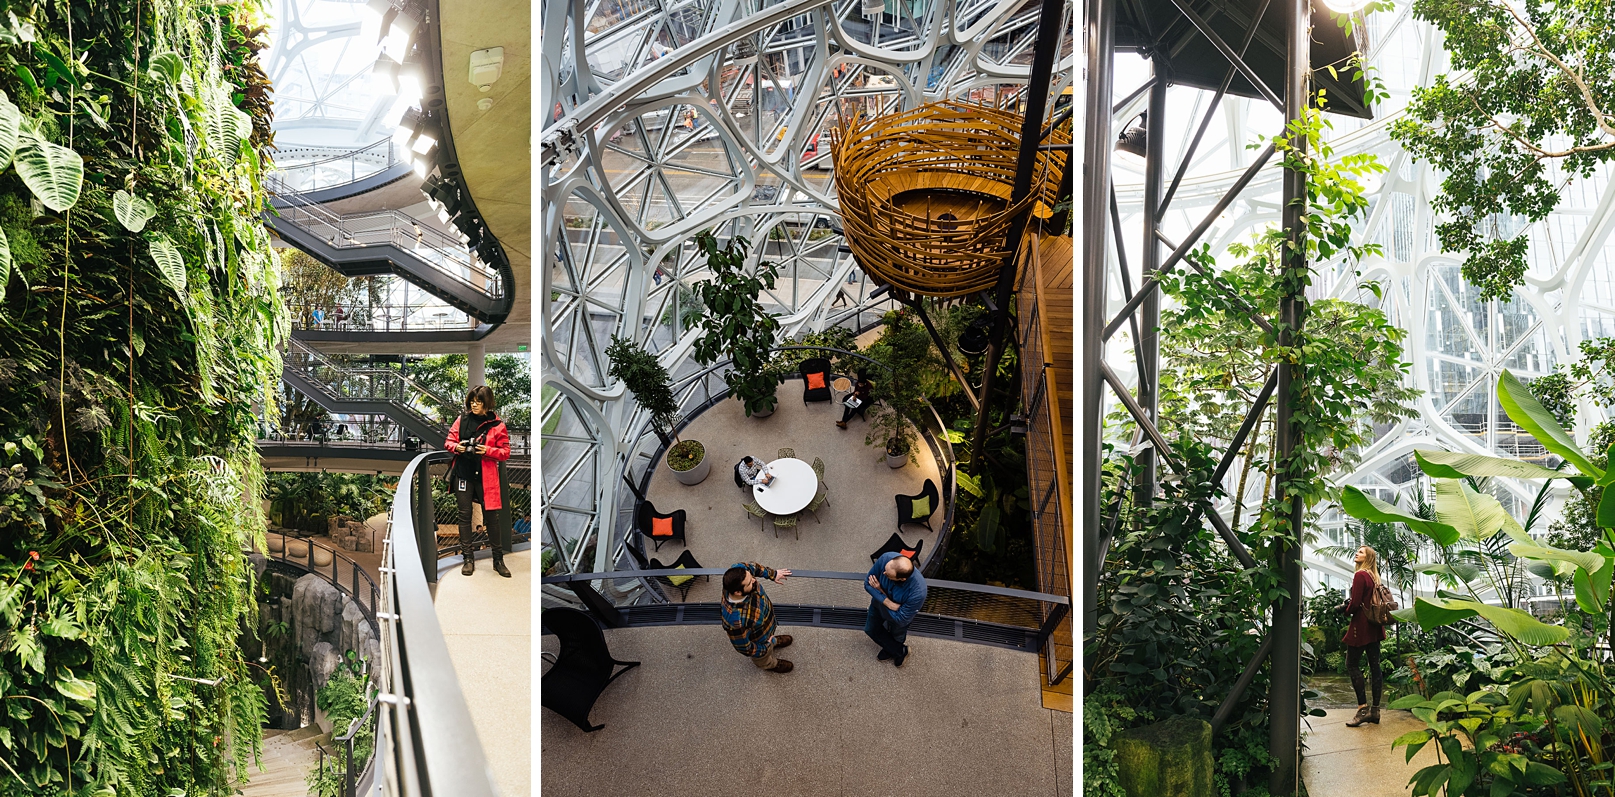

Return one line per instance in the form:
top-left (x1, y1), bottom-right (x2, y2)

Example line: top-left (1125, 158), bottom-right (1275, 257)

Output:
top-left (445, 415), bottom-right (511, 509)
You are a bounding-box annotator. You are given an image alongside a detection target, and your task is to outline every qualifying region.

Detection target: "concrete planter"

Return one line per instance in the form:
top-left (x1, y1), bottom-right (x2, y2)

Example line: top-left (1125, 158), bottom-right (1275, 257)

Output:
top-left (1115, 716), bottom-right (1214, 797)
top-left (749, 405), bottom-right (775, 418)
top-left (669, 440), bottom-right (711, 485)
top-left (885, 446), bottom-right (909, 469)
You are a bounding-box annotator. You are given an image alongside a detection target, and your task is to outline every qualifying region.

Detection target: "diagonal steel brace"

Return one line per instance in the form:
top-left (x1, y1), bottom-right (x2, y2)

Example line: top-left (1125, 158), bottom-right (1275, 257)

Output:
top-left (1156, 229), bottom-right (1275, 335)
top-left (1164, 0), bottom-right (1285, 112)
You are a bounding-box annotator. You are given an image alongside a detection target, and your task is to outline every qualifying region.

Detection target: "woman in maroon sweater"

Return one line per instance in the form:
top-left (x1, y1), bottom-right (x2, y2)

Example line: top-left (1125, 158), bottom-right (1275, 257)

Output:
top-left (1341, 546), bottom-right (1388, 727)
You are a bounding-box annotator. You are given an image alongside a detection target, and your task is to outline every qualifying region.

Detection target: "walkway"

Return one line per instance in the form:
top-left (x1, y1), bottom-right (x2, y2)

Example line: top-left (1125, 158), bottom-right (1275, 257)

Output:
top-left (236, 725), bottom-right (329, 797)
top-left (1303, 708), bottom-right (1438, 796)
top-left (539, 624), bottom-right (1072, 797)
top-left (434, 550), bottom-right (532, 797)
top-left (643, 381), bottom-right (945, 582)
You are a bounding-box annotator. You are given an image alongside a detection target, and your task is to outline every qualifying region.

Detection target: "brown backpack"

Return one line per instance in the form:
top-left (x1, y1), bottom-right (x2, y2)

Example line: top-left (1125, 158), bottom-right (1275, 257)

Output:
top-left (1366, 578), bottom-right (1399, 626)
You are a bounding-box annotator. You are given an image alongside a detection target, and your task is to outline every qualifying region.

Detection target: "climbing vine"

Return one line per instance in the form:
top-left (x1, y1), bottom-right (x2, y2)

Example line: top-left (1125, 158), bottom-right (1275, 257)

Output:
top-left (0, 1), bottom-right (283, 795)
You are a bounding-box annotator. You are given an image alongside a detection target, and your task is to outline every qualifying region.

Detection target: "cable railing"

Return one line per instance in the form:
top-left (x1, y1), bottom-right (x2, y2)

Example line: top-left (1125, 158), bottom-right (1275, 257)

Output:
top-left (271, 187), bottom-right (506, 301)
top-left (269, 139), bottom-right (401, 194)
top-left (421, 459), bottom-right (535, 560)
top-left (539, 569), bottom-right (1071, 657)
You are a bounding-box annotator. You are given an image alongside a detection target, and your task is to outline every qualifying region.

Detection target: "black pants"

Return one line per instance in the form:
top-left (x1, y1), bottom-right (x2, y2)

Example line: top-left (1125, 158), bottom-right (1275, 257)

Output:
top-left (457, 489), bottom-right (511, 555)
top-left (841, 403), bottom-right (868, 423)
top-left (1347, 641), bottom-right (1382, 706)
top-left (863, 603), bottom-right (908, 658)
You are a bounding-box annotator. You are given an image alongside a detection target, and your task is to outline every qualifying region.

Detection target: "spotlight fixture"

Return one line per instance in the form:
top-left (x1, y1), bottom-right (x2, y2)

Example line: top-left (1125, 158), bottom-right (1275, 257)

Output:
top-left (1114, 112), bottom-right (1147, 162)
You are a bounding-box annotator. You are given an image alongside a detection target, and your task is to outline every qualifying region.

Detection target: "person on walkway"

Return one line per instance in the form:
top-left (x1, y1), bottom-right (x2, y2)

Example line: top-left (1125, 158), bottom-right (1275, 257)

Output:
top-left (1341, 545), bottom-right (1387, 727)
top-left (836, 375), bottom-right (874, 429)
top-left (735, 455), bottom-right (774, 487)
top-left (864, 551), bottom-right (927, 666)
top-left (446, 385), bottom-right (513, 578)
top-left (720, 563), bottom-right (795, 674)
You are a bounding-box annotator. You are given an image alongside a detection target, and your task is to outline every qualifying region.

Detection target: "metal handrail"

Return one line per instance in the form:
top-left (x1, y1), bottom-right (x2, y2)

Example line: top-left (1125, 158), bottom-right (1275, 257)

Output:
top-left (375, 450), bottom-right (497, 796)
top-left (262, 534), bottom-right (381, 626)
top-left (272, 187), bottom-right (505, 299)
top-left (287, 300), bottom-right (475, 334)
top-left (269, 139), bottom-right (398, 194)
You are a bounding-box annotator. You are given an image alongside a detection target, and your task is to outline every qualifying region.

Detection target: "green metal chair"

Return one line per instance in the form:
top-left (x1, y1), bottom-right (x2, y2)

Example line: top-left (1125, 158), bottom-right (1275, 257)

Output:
top-left (778, 447), bottom-right (795, 460)
top-left (773, 511), bottom-right (799, 540)
top-left (805, 486), bottom-right (830, 524)
top-left (743, 501), bottom-right (769, 531)
top-left (811, 456), bottom-right (825, 480)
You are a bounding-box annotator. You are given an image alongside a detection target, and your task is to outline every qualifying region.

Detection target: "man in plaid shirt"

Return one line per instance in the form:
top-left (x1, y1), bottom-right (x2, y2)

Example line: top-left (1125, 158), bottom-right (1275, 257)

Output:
top-left (720, 562), bottom-right (795, 674)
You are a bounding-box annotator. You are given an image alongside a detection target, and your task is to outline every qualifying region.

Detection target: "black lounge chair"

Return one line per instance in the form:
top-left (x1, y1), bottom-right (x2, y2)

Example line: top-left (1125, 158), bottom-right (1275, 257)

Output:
top-left (625, 545), bottom-right (708, 601)
top-left (800, 358), bottom-right (833, 403)
top-left (870, 532), bottom-right (924, 563)
top-left (635, 501), bottom-right (686, 552)
top-left (895, 479), bottom-right (940, 533)
top-left (540, 607), bottom-right (641, 732)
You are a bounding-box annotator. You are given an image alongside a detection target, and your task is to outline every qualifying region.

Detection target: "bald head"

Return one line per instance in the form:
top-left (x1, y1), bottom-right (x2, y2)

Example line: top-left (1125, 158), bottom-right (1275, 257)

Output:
top-left (884, 555), bottom-right (914, 581)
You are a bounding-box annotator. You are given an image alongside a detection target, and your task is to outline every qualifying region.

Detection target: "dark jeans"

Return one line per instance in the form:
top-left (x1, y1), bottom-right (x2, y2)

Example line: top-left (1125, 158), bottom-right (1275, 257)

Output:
top-left (863, 603), bottom-right (907, 658)
top-left (1347, 641), bottom-right (1382, 706)
top-left (456, 489), bottom-right (511, 555)
top-left (841, 403), bottom-right (868, 423)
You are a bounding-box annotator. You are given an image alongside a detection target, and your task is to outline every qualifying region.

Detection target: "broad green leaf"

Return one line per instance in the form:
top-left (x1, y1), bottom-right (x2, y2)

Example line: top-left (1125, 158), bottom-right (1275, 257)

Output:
top-left (0, 92), bottom-right (21, 171)
top-left (0, 224), bottom-right (10, 305)
top-left (13, 130), bottom-right (82, 211)
top-left (1411, 596), bottom-right (1571, 646)
top-left (1552, 705), bottom-right (1601, 741)
top-left (1390, 695), bottom-right (1427, 710)
top-left (1415, 561), bottom-right (1483, 584)
top-left (1574, 557), bottom-right (1613, 615)
top-left (1414, 449), bottom-right (1592, 490)
top-left (1598, 486), bottom-right (1615, 529)
top-left (955, 470), bottom-right (982, 498)
top-left (1498, 370), bottom-right (1600, 479)
top-left (1435, 478), bottom-right (1509, 540)
top-left (1340, 486), bottom-right (1459, 546)
top-left (54, 677), bottom-right (95, 703)
top-left (1507, 543), bottom-right (1607, 575)
top-left (149, 236), bottom-right (187, 298)
top-left (1523, 761), bottom-right (1567, 786)
top-left (148, 52), bottom-right (185, 83)
top-left (112, 190), bottom-right (157, 232)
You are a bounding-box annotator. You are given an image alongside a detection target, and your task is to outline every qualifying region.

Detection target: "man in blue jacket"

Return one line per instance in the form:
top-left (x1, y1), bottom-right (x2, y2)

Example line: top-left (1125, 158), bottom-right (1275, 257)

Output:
top-left (864, 552), bottom-right (927, 667)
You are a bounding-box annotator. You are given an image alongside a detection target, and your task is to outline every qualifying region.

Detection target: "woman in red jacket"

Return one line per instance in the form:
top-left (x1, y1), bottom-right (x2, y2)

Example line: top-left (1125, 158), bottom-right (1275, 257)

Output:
top-left (446, 385), bottom-right (513, 578)
top-left (1340, 545), bottom-right (1387, 727)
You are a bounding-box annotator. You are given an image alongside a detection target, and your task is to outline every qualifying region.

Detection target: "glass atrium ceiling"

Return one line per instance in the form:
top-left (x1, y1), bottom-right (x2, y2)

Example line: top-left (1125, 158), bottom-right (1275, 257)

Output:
top-left (265, 0), bottom-right (408, 149)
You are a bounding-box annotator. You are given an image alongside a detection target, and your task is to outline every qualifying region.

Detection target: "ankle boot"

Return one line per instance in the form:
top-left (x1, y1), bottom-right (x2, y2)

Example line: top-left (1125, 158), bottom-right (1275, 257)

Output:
top-left (1345, 705), bottom-right (1371, 727)
top-left (461, 540), bottom-right (475, 576)
top-left (493, 551), bottom-right (511, 578)
top-left (1369, 705), bottom-right (1381, 724)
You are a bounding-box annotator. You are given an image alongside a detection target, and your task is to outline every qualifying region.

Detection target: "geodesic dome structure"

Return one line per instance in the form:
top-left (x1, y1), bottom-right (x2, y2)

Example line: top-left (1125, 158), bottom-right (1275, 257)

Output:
top-left (538, 0), bottom-right (1075, 571)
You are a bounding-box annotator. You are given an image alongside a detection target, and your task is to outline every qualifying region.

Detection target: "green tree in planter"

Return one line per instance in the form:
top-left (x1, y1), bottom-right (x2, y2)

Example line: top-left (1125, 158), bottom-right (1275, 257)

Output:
top-left (605, 334), bottom-right (681, 448)
top-left (1389, 0), bottom-right (1615, 301)
top-left (690, 230), bottom-right (782, 416)
top-left (863, 308), bottom-right (935, 464)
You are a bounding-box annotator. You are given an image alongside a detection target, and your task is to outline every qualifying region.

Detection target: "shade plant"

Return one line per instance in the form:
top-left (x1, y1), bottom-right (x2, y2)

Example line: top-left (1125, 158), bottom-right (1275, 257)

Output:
top-left (861, 308), bottom-right (934, 465)
top-left (0, 1), bottom-right (283, 794)
top-left (689, 229), bottom-right (783, 417)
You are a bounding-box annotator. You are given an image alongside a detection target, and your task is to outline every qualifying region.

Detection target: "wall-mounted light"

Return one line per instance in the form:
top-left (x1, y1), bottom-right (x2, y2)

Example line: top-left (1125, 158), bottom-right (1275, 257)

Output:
top-left (469, 47), bottom-right (504, 93)
top-left (1114, 112), bottom-right (1147, 165)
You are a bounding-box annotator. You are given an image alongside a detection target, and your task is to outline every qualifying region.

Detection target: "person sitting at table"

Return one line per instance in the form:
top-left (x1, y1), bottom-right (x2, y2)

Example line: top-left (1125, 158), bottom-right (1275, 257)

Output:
top-left (736, 455), bottom-right (775, 487)
top-left (836, 374), bottom-right (875, 430)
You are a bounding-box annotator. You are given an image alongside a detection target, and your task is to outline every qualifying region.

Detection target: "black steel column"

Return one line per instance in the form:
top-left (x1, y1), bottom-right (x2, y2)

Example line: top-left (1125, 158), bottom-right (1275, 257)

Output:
top-left (1137, 57), bottom-right (1167, 505)
top-left (968, 0), bottom-right (1068, 473)
top-left (415, 464), bottom-right (438, 584)
top-left (1080, 0), bottom-right (1114, 680)
top-left (1268, 0), bottom-right (1308, 789)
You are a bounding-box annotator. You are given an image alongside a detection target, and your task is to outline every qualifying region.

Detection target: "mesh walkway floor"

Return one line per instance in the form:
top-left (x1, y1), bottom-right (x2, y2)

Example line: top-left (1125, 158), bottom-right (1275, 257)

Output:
top-left (540, 624), bottom-right (1073, 796)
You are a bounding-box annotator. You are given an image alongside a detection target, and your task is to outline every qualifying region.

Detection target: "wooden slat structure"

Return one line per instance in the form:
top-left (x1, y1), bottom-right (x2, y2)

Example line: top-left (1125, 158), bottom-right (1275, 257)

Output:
top-left (1017, 228), bottom-right (1074, 708)
top-left (832, 99), bottom-right (1071, 297)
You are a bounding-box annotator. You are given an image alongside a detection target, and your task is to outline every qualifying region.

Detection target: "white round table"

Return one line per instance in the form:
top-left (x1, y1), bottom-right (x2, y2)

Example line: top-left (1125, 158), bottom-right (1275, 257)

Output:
top-left (752, 458), bottom-right (818, 514)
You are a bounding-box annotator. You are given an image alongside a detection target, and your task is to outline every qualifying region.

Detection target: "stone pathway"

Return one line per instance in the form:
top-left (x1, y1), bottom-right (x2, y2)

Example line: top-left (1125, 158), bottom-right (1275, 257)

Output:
top-left (1303, 708), bottom-right (1439, 797)
top-left (236, 725), bottom-right (331, 797)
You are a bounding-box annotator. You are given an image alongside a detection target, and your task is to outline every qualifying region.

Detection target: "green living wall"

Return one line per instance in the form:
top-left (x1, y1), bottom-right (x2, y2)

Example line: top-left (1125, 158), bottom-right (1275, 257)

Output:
top-left (0, 1), bottom-right (283, 795)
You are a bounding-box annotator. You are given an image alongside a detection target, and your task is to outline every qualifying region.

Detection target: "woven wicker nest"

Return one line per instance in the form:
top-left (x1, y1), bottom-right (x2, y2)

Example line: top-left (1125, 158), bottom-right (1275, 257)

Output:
top-left (831, 99), bottom-right (1070, 298)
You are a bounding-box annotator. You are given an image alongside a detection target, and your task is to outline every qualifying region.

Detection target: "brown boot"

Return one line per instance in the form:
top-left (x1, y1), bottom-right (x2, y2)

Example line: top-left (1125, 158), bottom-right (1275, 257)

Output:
top-left (1345, 705), bottom-right (1371, 727)
top-left (771, 660), bottom-right (794, 674)
top-left (775, 635), bottom-right (793, 650)
top-left (1369, 705), bottom-right (1381, 724)
top-left (836, 421), bottom-right (847, 429)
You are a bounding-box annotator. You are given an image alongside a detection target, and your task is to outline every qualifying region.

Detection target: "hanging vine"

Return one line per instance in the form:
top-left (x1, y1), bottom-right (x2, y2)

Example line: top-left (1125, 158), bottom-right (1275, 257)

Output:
top-left (0, 1), bottom-right (283, 794)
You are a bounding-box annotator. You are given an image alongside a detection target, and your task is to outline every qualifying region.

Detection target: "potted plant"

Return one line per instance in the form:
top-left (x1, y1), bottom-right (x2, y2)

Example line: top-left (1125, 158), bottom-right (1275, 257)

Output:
top-left (604, 335), bottom-right (711, 485)
top-left (864, 310), bottom-right (934, 468)
top-left (690, 230), bottom-right (784, 417)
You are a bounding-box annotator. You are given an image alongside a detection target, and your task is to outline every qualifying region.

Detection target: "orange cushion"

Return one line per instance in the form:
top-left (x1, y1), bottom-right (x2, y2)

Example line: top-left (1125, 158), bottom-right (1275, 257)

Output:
top-left (900, 548), bottom-right (916, 559)
top-left (806, 372), bottom-right (827, 390)
top-left (651, 516), bottom-right (674, 537)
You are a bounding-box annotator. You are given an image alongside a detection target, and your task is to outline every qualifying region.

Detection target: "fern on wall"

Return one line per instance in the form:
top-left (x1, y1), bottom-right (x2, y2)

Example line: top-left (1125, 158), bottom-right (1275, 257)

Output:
top-left (0, 1), bottom-right (283, 794)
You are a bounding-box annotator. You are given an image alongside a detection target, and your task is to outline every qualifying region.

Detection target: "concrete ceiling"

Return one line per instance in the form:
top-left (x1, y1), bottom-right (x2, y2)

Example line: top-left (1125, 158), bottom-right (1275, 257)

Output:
top-left (440, 0), bottom-right (531, 353)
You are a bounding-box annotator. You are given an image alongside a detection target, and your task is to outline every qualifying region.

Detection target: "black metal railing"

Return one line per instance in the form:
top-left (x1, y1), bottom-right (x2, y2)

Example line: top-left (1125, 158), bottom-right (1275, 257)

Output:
top-left (262, 534), bottom-right (380, 626)
top-left (284, 339), bottom-right (458, 425)
top-left (540, 569), bottom-right (1071, 656)
top-left (313, 695), bottom-right (381, 797)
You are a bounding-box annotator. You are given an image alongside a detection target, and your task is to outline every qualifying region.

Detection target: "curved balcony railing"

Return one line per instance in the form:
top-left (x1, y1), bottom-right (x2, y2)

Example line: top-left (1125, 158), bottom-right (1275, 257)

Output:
top-left (288, 301), bottom-right (478, 335)
top-left (282, 340), bottom-right (454, 445)
top-left (268, 139), bottom-right (405, 195)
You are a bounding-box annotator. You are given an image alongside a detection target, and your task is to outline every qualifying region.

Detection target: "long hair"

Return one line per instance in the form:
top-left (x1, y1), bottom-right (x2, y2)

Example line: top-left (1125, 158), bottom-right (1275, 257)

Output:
top-left (1357, 546), bottom-right (1381, 584)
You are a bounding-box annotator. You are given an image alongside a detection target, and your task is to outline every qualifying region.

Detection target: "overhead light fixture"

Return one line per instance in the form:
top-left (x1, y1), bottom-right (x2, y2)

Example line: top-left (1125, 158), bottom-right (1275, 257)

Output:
top-left (1114, 112), bottom-right (1147, 164)
top-left (372, 54), bottom-right (402, 92)
top-left (411, 132), bottom-right (437, 154)
top-left (469, 48), bottom-right (504, 93)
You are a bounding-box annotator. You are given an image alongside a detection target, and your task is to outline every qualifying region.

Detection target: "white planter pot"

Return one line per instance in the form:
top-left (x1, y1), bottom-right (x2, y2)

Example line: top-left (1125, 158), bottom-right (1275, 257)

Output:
top-left (671, 455), bottom-right (711, 485)
top-left (749, 405), bottom-right (775, 418)
top-left (886, 449), bottom-right (908, 469)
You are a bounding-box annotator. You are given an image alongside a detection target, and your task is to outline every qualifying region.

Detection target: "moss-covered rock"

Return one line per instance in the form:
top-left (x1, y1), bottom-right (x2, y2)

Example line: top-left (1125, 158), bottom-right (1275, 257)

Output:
top-left (1114, 715), bottom-right (1214, 797)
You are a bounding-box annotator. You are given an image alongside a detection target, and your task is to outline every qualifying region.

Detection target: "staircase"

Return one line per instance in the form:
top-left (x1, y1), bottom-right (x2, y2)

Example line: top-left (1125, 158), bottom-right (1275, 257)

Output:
top-left (237, 725), bottom-right (332, 797)
top-left (281, 339), bottom-right (453, 445)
